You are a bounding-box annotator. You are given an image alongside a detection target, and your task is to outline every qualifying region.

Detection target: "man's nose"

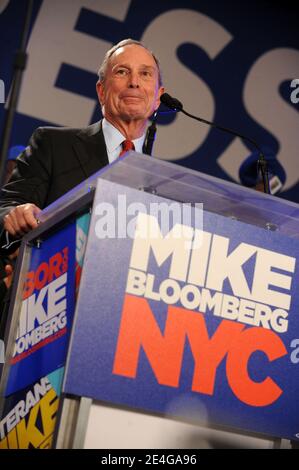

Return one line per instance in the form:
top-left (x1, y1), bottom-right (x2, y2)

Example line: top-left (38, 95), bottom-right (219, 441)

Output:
top-left (128, 71), bottom-right (139, 88)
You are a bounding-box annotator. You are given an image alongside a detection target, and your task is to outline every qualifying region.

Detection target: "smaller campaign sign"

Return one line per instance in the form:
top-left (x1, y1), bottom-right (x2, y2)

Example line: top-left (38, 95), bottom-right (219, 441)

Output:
top-left (0, 367), bottom-right (64, 449)
top-left (5, 222), bottom-right (76, 396)
top-left (75, 213), bottom-right (91, 295)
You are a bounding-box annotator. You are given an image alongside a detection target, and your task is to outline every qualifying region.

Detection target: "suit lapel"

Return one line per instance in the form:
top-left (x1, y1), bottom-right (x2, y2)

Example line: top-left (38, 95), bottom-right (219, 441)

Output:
top-left (73, 121), bottom-right (109, 179)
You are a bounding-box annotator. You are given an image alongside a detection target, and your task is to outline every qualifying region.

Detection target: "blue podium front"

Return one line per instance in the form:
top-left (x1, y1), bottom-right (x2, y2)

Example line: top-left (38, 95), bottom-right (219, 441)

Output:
top-left (62, 152), bottom-right (299, 443)
top-left (1, 152), bottom-right (299, 448)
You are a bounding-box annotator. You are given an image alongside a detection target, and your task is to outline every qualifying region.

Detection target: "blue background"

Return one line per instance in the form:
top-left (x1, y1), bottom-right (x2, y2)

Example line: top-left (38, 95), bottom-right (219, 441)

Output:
top-left (0, 0), bottom-right (298, 201)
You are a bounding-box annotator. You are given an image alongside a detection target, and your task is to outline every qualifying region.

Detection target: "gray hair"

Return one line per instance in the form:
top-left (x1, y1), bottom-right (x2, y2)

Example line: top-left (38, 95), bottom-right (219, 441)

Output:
top-left (97, 38), bottom-right (163, 87)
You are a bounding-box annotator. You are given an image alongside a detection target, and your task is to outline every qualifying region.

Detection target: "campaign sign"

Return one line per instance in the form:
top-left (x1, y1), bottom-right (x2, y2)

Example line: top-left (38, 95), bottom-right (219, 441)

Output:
top-left (75, 213), bottom-right (91, 296)
top-left (64, 179), bottom-right (299, 441)
top-left (5, 222), bottom-right (76, 396)
top-left (0, 367), bottom-right (64, 449)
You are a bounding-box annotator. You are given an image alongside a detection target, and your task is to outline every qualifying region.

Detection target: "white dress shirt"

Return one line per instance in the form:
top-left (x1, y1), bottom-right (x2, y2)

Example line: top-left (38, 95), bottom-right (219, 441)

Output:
top-left (102, 118), bottom-right (146, 164)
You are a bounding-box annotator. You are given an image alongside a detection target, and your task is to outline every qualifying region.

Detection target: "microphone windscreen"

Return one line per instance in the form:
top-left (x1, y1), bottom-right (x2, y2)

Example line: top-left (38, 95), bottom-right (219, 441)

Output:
top-left (160, 93), bottom-right (183, 111)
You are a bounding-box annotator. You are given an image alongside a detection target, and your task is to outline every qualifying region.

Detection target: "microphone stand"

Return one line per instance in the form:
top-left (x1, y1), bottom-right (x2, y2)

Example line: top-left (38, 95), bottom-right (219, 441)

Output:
top-left (143, 111), bottom-right (158, 156)
top-left (0, 0), bottom-right (34, 188)
top-left (161, 93), bottom-right (270, 194)
top-left (181, 108), bottom-right (270, 194)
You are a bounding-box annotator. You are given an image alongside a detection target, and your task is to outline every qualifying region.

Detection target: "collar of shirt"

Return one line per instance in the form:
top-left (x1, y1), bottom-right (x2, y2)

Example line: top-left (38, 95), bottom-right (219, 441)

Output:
top-left (102, 118), bottom-right (145, 164)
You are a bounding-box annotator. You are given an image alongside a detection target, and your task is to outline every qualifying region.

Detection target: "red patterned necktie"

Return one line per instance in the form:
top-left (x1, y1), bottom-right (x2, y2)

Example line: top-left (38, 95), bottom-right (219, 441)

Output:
top-left (119, 139), bottom-right (135, 157)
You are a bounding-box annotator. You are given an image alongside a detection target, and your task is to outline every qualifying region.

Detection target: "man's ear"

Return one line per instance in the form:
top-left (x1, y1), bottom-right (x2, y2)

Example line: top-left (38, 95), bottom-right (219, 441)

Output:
top-left (155, 86), bottom-right (165, 110)
top-left (96, 80), bottom-right (105, 106)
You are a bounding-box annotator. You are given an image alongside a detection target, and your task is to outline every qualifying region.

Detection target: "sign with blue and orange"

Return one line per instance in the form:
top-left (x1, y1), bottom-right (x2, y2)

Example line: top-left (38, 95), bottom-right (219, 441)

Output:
top-left (5, 222), bottom-right (76, 396)
top-left (64, 180), bottom-right (299, 441)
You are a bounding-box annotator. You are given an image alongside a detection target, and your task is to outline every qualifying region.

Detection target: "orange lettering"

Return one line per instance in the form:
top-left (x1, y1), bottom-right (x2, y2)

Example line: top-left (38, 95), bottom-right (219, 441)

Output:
top-left (226, 327), bottom-right (287, 406)
top-left (113, 295), bottom-right (286, 406)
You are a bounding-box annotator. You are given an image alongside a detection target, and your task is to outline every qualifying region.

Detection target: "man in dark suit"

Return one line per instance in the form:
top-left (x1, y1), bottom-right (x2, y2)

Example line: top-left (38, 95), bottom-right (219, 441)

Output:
top-left (0, 38), bottom-right (164, 243)
top-left (0, 146), bottom-right (24, 319)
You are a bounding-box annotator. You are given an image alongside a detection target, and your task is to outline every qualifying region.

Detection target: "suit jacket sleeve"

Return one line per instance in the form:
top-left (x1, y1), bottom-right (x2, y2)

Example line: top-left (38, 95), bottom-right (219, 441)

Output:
top-left (0, 121), bottom-right (108, 253)
top-left (0, 127), bottom-right (53, 252)
top-left (0, 127), bottom-right (52, 224)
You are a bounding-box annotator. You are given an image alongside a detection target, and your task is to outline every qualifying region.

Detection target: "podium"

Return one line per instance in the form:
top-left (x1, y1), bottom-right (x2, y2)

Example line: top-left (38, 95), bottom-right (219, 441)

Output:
top-left (0, 152), bottom-right (299, 449)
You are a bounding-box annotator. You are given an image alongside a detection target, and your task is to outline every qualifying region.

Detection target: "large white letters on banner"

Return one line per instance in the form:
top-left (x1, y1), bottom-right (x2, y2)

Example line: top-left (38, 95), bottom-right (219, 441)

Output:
top-left (142, 9), bottom-right (232, 160)
top-left (244, 48), bottom-right (299, 190)
top-left (10, 2), bottom-right (298, 194)
top-left (17, 0), bottom-right (131, 126)
top-left (0, 0), bottom-right (10, 15)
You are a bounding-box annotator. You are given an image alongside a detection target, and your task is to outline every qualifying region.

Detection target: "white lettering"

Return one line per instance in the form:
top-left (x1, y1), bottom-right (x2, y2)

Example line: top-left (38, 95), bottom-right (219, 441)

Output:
top-left (130, 213), bottom-right (193, 282)
top-left (244, 48), bottom-right (299, 190)
top-left (17, 0), bottom-right (131, 126)
top-left (290, 78), bottom-right (299, 104)
top-left (142, 9), bottom-right (232, 160)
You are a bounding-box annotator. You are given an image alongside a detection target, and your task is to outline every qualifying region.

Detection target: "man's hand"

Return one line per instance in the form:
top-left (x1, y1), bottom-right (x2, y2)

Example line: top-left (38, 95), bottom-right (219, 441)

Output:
top-left (3, 203), bottom-right (41, 237)
top-left (2, 249), bottom-right (19, 290)
top-left (3, 264), bottom-right (13, 289)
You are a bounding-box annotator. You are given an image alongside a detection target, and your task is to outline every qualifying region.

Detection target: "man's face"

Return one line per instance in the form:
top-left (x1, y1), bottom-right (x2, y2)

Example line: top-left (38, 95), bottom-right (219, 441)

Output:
top-left (96, 44), bottom-right (164, 125)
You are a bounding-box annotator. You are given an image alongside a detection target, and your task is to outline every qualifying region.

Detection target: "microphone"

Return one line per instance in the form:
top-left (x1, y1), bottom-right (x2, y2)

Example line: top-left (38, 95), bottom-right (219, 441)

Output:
top-left (160, 93), bottom-right (183, 111)
top-left (143, 110), bottom-right (158, 156)
top-left (160, 92), bottom-right (270, 194)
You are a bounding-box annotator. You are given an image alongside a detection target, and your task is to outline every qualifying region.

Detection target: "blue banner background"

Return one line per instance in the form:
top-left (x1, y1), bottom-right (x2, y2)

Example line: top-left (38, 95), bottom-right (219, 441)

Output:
top-left (0, 0), bottom-right (298, 201)
top-left (64, 179), bottom-right (299, 441)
